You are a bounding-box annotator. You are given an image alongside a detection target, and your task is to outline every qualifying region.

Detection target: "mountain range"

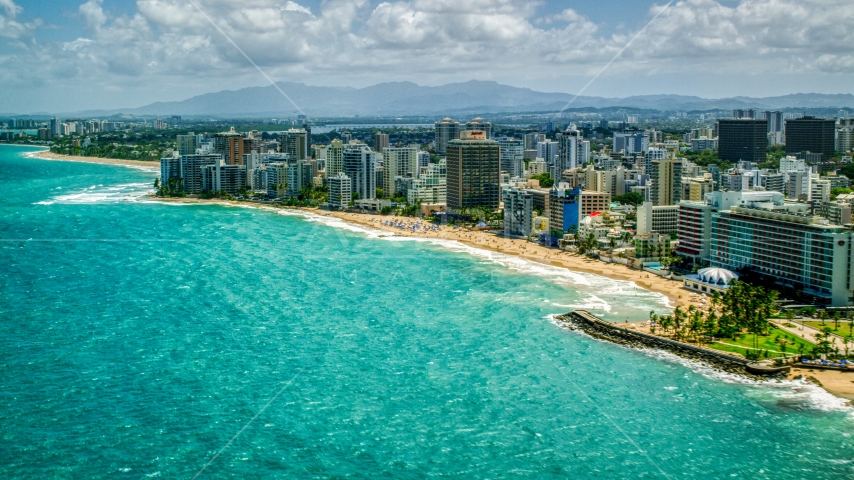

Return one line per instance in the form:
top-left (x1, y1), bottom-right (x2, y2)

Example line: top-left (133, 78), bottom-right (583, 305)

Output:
top-left (44, 81), bottom-right (854, 118)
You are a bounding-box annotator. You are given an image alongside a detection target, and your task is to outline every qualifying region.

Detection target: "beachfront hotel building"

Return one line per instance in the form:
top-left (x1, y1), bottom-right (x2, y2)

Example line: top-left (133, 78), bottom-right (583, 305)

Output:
top-left (201, 160), bottom-right (248, 195)
top-left (676, 190), bottom-right (854, 306)
top-left (637, 202), bottom-right (679, 235)
top-left (446, 130), bottom-right (500, 210)
top-left (677, 191), bottom-right (782, 266)
top-left (503, 187), bottom-right (533, 238)
top-left (160, 154), bottom-right (222, 194)
top-left (343, 144), bottom-right (377, 201)
top-left (711, 204), bottom-right (854, 306)
top-left (327, 173), bottom-right (351, 210)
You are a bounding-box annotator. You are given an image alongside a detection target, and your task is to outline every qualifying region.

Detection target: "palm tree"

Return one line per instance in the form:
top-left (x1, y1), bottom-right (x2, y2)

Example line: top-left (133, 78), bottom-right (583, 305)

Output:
top-left (776, 337), bottom-right (790, 358)
top-left (833, 312), bottom-right (841, 331)
top-left (621, 231), bottom-right (633, 248)
top-left (817, 309), bottom-right (828, 326)
top-left (785, 310), bottom-right (796, 324)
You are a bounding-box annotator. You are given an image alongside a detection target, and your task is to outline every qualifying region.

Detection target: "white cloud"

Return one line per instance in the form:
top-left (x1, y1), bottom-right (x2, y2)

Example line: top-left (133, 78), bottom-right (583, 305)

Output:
top-left (0, 0), bottom-right (38, 39)
top-left (628, 0), bottom-right (854, 74)
top-left (1, 0), bottom-right (854, 112)
top-left (79, 0), bottom-right (107, 29)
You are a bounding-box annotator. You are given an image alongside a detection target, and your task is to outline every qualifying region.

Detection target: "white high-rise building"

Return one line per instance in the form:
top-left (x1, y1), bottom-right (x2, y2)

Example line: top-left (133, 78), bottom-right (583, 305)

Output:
top-left (343, 144), bottom-right (377, 201)
top-left (497, 137), bottom-right (524, 177)
top-left (556, 128), bottom-right (582, 180)
top-left (328, 173), bottom-right (352, 209)
top-left (786, 171), bottom-right (812, 200)
top-left (780, 156), bottom-right (808, 174)
top-left (503, 188), bottom-right (533, 238)
top-left (383, 146), bottom-right (419, 197)
top-left (537, 140), bottom-right (559, 174)
top-left (326, 139), bottom-right (344, 177)
top-left (408, 159), bottom-right (447, 205)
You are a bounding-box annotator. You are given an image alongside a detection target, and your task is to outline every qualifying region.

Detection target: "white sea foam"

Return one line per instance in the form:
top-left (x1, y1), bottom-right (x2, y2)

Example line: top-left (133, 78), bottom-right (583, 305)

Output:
top-left (638, 348), bottom-right (853, 415)
top-left (547, 314), bottom-right (854, 416)
top-left (35, 182), bottom-right (154, 205)
top-left (240, 207), bottom-right (671, 312)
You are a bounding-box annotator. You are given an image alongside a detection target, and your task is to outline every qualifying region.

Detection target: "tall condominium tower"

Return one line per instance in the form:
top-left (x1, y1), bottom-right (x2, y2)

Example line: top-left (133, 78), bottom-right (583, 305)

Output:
top-left (214, 128), bottom-right (244, 165)
top-left (556, 128), bottom-right (582, 179)
top-left (434, 117), bottom-right (461, 155)
top-left (650, 158), bottom-right (683, 206)
top-left (326, 139), bottom-right (344, 177)
top-left (496, 137), bottom-right (524, 177)
top-left (717, 119), bottom-right (768, 163)
top-left (446, 130), bottom-right (500, 209)
top-left (343, 144), bottom-right (377, 201)
top-left (280, 129), bottom-right (308, 160)
top-left (373, 132), bottom-right (389, 153)
top-left (465, 117), bottom-right (493, 139)
top-left (785, 117), bottom-right (836, 160)
top-left (382, 146), bottom-right (419, 196)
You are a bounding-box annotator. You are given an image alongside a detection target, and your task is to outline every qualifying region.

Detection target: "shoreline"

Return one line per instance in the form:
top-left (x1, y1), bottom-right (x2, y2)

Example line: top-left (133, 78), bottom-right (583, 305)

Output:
top-left (316, 209), bottom-right (694, 309)
top-left (154, 197), bottom-right (854, 403)
top-left (30, 149), bottom-right (160, 168)
top-left (20, 152), bottom-right (854, 404)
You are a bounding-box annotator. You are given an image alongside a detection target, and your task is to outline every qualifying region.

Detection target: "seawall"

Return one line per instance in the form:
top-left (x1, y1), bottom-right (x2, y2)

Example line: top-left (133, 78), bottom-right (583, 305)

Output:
top-left (556, 310), bottom-right (790, 378)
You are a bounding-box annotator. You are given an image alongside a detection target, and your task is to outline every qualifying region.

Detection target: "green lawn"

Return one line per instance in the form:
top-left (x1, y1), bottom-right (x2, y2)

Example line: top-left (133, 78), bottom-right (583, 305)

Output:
top-left (801, 321), bottom-right (854, 336)
top-left (708, 327), bottom-right (815, 358)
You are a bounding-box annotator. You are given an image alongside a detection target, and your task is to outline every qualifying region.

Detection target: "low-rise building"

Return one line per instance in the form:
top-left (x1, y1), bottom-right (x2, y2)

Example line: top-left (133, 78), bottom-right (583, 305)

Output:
top-left (408, 159), bottom-right (447, 204)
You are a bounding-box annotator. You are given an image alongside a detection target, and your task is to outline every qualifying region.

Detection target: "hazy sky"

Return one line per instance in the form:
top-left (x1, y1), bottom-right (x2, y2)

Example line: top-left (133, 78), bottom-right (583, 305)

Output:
top-left (2, 0), bottom-right (853, 114)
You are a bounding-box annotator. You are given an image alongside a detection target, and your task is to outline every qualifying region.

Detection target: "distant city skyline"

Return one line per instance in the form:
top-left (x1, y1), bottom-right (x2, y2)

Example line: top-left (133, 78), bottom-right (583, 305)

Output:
top-left (2, 0), bottom-right (853, 113)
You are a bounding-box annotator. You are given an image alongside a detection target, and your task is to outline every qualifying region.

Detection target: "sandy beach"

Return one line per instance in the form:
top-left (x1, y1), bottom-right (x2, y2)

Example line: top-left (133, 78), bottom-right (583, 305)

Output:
top-left (31, 150), bottom-right (160, 167)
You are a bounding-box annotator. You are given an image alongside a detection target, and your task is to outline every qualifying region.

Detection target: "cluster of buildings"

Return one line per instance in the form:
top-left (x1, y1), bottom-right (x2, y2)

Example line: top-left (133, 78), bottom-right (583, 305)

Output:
top-left (687, 111), bottom-right (849, 159)
top-left (154, 110), bottom-right (854, 306)
top-left (0, 117), bottom-right (169, 142)
top-left (669, 115), bottom-right (854, 306)
top-left (497, 113), bottom-right (854, 307)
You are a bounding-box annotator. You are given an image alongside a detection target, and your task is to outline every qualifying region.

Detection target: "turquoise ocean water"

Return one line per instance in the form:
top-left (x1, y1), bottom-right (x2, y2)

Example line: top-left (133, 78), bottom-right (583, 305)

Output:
top-left (1, 145), bottom-right (852, 478)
